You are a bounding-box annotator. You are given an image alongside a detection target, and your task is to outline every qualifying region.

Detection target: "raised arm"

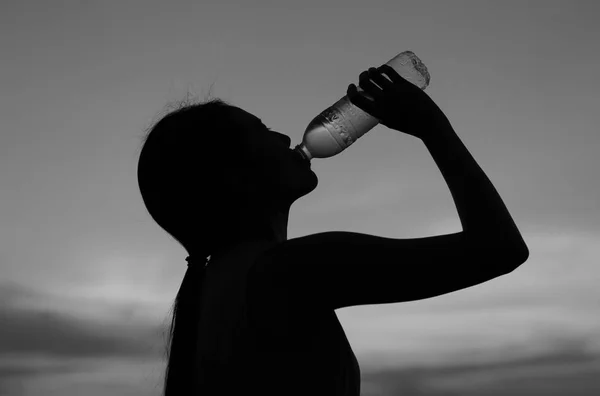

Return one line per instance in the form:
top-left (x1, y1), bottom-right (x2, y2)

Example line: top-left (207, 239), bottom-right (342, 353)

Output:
top-left (247, 66), bottom-right (529, 311)
top-left (423, 116), bottom-right (529, 256)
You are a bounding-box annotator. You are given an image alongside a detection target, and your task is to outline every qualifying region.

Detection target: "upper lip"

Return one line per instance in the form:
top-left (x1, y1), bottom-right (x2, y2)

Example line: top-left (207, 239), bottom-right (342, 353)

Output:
top-left (291, 149), bottom-right (310, 166)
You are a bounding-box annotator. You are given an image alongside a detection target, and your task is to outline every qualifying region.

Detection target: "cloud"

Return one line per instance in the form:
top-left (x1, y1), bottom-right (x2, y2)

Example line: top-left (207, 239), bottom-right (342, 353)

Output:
top-left (0, 282), bottom-right (165, 363)
top-left (359, 346), bottom-right (600, 396)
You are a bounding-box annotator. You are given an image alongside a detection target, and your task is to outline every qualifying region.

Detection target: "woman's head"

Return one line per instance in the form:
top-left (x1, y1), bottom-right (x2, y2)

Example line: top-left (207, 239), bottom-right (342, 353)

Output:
top-left (137, 98), bottom-right (317, 260)
top-left (138, 97), bottom-right (318, 395)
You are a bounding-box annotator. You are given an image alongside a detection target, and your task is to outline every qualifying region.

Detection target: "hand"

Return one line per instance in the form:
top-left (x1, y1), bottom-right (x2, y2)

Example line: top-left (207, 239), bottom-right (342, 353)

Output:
top-left (347, 64), bottom-right (448, 141)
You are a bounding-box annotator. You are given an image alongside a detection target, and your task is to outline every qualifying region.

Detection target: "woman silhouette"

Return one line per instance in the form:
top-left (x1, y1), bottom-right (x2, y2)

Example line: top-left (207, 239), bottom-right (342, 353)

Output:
top-left (138, 67), bottom-right (528, 395)
top-left (137, 98), bottom-right (320, 395)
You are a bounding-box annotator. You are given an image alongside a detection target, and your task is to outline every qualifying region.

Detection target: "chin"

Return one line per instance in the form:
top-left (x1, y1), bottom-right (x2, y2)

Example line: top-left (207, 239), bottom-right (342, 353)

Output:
top-left (283, 171), bottom-right (318, 204)
top-left (296, 171), bottom-right (319, 199)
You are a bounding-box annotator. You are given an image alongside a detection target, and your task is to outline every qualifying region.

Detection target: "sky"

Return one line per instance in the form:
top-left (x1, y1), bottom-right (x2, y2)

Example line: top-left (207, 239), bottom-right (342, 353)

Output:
top-left (1, 0), bottom-right (599, 395)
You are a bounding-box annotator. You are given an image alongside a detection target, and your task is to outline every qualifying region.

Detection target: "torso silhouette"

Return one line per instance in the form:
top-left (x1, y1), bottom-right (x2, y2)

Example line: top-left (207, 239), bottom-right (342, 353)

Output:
top-left (193, 240), bottom-right (360, 396)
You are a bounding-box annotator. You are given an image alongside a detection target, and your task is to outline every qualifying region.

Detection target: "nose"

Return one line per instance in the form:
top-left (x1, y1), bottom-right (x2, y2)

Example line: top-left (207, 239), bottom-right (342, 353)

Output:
top-left (275, 133), bottom-right (291, 148)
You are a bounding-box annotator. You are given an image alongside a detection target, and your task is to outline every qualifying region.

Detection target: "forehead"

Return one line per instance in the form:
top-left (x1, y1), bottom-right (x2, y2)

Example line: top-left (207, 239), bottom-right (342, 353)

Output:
top-left (226, 108), bottom-right (265, 157)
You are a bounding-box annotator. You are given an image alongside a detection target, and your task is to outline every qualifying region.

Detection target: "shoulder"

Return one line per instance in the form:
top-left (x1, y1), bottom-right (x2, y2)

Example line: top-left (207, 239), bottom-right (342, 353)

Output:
top-left (245, 242), bottom-right (289, 304)
top-left (245, 241), bottom-right (319, 320)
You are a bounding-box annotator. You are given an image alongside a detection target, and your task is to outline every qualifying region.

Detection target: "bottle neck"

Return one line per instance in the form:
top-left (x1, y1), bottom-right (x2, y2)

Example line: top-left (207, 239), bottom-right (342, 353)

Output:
top-left (293, 144), bottom-right (312, 162)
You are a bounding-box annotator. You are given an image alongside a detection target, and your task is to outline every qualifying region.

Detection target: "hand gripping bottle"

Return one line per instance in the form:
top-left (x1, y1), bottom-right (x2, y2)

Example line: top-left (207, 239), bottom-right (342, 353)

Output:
top-left (293, 51), bottom-right (430, 163)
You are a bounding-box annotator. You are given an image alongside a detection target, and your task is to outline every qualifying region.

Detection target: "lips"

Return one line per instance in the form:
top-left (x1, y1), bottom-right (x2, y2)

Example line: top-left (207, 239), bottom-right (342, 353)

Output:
top-left (291, 148), bottom-right (310, 167)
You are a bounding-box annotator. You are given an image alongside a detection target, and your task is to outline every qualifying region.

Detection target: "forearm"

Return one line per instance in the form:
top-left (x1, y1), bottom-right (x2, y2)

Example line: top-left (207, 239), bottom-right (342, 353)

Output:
top-left (422, 118), bottom-right (528, 257)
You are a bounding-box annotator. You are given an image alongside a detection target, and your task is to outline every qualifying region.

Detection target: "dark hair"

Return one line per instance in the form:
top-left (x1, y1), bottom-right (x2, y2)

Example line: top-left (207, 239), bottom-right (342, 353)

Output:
top-left (137, 96), bottom-right (267, 395)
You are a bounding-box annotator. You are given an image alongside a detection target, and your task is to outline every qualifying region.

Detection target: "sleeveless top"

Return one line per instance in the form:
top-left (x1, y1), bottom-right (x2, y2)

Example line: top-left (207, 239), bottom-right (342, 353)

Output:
top-left (193, 241), bottom-right (361, 396)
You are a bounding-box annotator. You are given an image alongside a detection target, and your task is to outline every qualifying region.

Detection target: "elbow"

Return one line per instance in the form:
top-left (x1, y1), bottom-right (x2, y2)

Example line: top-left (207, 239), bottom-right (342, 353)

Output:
top-left (490, 232), bottom-right (530, 271)
top-left (468, 232), bottom-right (530, 271)
top-left (503, 244), bottom-right (530, 272)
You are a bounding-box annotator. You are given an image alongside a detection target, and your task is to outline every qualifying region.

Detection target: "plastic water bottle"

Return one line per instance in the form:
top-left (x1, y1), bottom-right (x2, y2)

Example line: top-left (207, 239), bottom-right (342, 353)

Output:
top-left (293, 51), bottom-right (430, 162)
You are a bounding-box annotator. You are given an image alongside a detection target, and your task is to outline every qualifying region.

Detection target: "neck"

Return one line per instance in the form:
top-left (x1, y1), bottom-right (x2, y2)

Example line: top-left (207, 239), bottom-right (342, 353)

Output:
top-left (270, 208), bottom-right (289, 243)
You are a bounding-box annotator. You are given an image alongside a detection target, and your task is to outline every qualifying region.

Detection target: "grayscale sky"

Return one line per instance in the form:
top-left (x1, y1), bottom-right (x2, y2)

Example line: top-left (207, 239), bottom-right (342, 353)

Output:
top-left (1, 1), bottom-right (599, 395)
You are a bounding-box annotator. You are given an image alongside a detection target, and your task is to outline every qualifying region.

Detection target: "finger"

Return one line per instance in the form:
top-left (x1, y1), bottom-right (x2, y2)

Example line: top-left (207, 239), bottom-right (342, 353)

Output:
top-left (358, 68), bottom-right (384, 100)
top-left (378, 64), bottom-right (403, 84)
top-left (347, 84), bottom-right (385, 120)
top-left (358, 69), bottom-right (376, 90)
top-left (368, 67), bottom-right (394, 90)
top-left (347, 84), bottom-right (377, 114)
top-left (358, 70), bottom-right (369, 82)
